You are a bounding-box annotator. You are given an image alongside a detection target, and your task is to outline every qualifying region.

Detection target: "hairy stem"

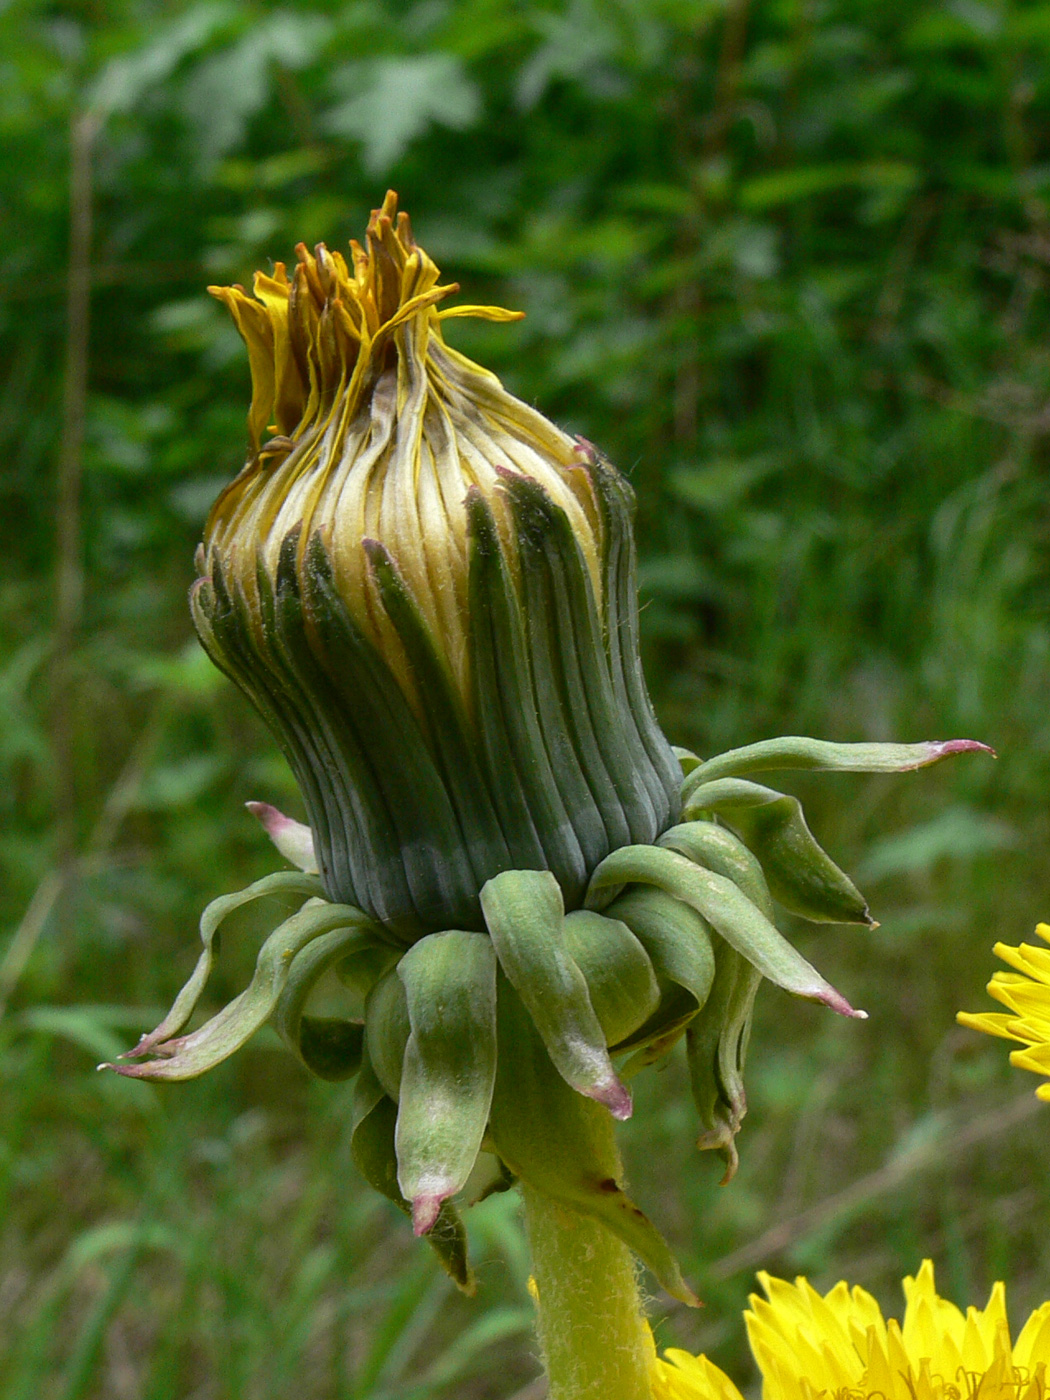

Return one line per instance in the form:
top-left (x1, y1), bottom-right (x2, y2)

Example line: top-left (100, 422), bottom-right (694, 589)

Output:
top-left (521, 1179), bottom-right (655, 1400)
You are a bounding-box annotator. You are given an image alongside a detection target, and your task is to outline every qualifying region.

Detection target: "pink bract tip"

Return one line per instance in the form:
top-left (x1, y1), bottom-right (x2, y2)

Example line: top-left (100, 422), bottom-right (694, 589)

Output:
top-left (493, 464), bottom-right (528, 484)
top-left (246, 801), bottom-right (317, 872)
top-left (815, 982), bottom-right (868, 1020)
top-left (411, 1196), bottom-right (444, 1237)
top-left (120, 1031), bottom-right (159, 1060)
top-left (245, 800), bottom-right (285, 830)
top-left (592, 1078), bottom-right (633, 1121)
top-left (931, 739), bottom-right (996, 761)
top-left (98, 1060), bottom-right (147, 1078)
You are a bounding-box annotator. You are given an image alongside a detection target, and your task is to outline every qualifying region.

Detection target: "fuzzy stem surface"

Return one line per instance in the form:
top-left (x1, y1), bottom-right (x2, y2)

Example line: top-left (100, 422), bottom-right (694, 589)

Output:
top-left (521, 1177), bottom-right (655, 1400)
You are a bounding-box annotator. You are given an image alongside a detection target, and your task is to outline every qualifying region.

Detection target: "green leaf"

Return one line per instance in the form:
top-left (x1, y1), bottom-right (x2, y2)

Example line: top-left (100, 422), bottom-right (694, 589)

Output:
top-left (179, 13), bottom-right (332, 170)
top-left (394, 930), bottom-right (498, 1235)
top-left (586, 845), bottom-right (863, 1018)
top-left (667, 454), bottom-right (782, 513)
top-left (132, 753), bottom-right (223, 810)
top-left (676, 782), bottom-right (872, 924)
top-left (20, 1006), bottom-right (165, 1066)
top-left (480, 869), bottom-right (631, 1119)
top-left (652, 825), bottom-right (771, 1179)
top-left (672, 746), bottom-right (702, 776)
top-left (335, 942), bottom-right (399, 1000)
top-left (118, 869), bottom-right (323, 1060)
top-left (105, 902), bottom-right (375, 1080)
top-left (560, 909), bottom-right (660, 1048)
top-left (272, 925), bottom-right (368, 1081)
top-left (657, 819), bottom-right (775, 918)
top-left (685, 942), bottom-right (762, 1183)
top-left (282, 533), bottom-right (475, 939)
top-left (294, 1017), bottom-right (365, 1083)
top-left (739, 161), bottom-right (920, 211)
top-left (604, 890), bottom-right (722, 1075)
top-left (487, 976), bottom-right (698, 1306)
top-left (194, 560), bottom-right (356, 923)
top-left (663, 821), bottom-right (768, 1155)
top-left (682, 736), bottom-right (993, 792)
top-left (364, 537), bottom-right (513, 894)
top-left (364, 966), bottom-right (411, 1102)
top-left (324, 55), bottom-right (480, 175)
top-left (88, 4), bottom-right (234, 116)
top-left (857, 804), bottom-right (1016, 881)
top-left (500, 468), bottom-right (659, 856)
top-left (262, 546), bottom-right (417, 925)
top-left (351, 1054), bottom-right (475, 1294)
top-left (583, 446), bottom-right (683, 823)
top-left (300, 533), bottom-right (479, 939)
top-left (605, 888), bottom-right (715, 1030)
top-left (466, 487), bottom-right (583, 892)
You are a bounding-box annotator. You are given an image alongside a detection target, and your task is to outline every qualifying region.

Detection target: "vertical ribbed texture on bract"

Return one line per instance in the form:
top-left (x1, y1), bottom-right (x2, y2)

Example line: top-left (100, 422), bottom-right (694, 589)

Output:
top-left (192, 192), bottom-right (681, 940)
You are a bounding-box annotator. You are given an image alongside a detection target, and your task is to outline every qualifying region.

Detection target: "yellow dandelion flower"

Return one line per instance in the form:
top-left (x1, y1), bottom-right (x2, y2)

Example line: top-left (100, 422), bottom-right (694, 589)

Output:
top-left (653, 1260), bottom-right (1050, 1400)
top-left (958, 923), bottom-right (1050, 1101)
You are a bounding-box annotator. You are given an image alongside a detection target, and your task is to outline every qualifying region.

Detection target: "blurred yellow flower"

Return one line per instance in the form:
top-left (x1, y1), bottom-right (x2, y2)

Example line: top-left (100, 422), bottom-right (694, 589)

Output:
top-left (958, 922), bottom-right (1050, 1101)
top-left (653, 1260), bottom-right (1050, 1400)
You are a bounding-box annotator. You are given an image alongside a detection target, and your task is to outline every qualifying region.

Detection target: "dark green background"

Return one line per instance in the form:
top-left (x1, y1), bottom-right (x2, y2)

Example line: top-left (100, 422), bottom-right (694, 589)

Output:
top-left (2, 0), bottom-right (1048, 1394)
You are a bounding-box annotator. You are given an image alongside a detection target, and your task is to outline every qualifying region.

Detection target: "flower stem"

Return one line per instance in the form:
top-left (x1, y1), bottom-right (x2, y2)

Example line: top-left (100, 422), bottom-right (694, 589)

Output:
top-left (521, 1178), bottom-right (655, 1400)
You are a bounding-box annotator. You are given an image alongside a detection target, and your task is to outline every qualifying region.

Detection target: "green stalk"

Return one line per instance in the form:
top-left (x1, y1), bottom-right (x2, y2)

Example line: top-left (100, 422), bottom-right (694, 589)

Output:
top-left (521, 1180), bottom-right (655, 1400)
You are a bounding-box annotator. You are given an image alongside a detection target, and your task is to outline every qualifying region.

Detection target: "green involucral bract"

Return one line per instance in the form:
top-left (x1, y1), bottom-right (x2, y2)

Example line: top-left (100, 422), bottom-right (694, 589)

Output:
top-left (394, 930), bottom-right (498, 1235)
top-left (105, 193), bottom-right (993, 1296)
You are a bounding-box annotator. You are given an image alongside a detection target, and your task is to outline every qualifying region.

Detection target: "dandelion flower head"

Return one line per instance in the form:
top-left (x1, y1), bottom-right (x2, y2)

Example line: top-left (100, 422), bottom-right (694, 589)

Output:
top-left (654, 1260), bottom-right (1050, 1400)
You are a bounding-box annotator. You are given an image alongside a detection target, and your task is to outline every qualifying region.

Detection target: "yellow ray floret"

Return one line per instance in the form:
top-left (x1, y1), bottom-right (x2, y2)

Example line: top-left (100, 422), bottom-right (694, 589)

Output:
top-left (653, 1260), bottom-right (1050, 1400)
top-left (958, 922), bottom-right (1050, 1102)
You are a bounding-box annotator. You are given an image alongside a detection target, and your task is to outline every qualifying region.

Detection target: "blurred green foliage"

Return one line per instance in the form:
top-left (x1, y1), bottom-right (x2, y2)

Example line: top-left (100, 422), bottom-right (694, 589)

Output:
top-left (2, 0), bottom-right (1049, 1394)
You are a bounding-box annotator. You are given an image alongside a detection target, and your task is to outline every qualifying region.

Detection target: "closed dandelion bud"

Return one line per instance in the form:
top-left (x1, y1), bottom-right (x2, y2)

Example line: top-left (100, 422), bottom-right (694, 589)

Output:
top-left (192, 190), bottom-right (681, 941)
top-left (108, 194), bottom-right (992, 1298)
